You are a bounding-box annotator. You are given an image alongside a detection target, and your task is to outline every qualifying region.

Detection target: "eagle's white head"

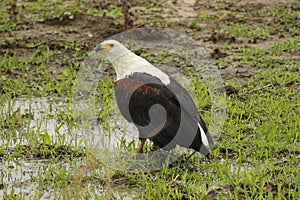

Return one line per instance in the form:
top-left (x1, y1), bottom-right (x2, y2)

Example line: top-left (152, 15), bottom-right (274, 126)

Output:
top-left (96, 40), bottom-right (129, 63)
top-left (96, 40), bottom-right (148, 80)
top-left (96, 40), bottom-right (170, 84)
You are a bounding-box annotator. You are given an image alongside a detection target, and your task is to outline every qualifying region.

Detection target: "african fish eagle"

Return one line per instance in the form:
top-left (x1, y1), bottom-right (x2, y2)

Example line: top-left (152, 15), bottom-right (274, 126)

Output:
top-left (96, 40), bottom-right (214, 156)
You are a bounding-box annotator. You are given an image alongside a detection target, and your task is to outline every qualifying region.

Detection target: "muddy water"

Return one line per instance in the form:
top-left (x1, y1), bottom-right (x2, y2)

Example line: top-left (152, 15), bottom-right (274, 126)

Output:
top-left (0, 97), bottom-right (137, 198)
top-left (1, 97), bottom-right (137, 147)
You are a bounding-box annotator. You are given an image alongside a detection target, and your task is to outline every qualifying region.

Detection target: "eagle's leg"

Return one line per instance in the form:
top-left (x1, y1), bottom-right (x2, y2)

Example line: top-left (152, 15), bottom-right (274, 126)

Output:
top-left (150, 143), bottom-right (158, 151)
top-left (135, 138), bottom-right (146, 153)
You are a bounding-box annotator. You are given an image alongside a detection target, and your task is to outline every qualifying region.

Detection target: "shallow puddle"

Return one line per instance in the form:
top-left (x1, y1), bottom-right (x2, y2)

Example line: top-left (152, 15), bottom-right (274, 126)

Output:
top-left (0, 97), bottom-right (139, 198)
top-left (1, 97), bottom-right (137, 147)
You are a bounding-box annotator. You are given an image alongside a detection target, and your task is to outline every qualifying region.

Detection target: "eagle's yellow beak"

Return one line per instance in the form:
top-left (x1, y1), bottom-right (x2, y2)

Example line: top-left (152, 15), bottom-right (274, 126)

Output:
top-left (96, 43), bottom-right (113, 52)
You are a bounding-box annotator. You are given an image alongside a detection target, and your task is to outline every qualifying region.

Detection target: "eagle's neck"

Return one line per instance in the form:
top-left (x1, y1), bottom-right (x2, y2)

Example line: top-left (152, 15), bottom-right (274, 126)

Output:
top-left (109, 51), bottom-right (150, 80)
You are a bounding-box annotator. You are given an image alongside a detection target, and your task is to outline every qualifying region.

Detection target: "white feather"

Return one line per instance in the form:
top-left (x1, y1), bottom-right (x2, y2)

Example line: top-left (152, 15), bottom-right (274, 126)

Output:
top-left (198, 123), bottom-right (209, 147)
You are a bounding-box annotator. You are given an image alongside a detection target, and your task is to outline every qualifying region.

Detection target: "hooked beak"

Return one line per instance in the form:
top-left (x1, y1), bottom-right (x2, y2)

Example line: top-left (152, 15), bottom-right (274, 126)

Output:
top-left (95, 45), bottom-right (103, 52)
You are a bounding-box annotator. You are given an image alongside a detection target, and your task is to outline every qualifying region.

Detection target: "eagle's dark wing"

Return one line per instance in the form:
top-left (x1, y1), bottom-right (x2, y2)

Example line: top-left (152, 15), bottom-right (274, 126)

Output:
top-left (114, 72), bottom-right (213, 155)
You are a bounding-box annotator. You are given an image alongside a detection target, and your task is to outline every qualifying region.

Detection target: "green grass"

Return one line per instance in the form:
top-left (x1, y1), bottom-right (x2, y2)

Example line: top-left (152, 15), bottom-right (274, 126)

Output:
top-left (196, 11), bottom-right (216, 21)
top-left (259, 5), bottom-right (300, 36)
top-left (0, 0), bottom-right (299, 199)
top-left (220, 22), bottom-right (275, 39)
